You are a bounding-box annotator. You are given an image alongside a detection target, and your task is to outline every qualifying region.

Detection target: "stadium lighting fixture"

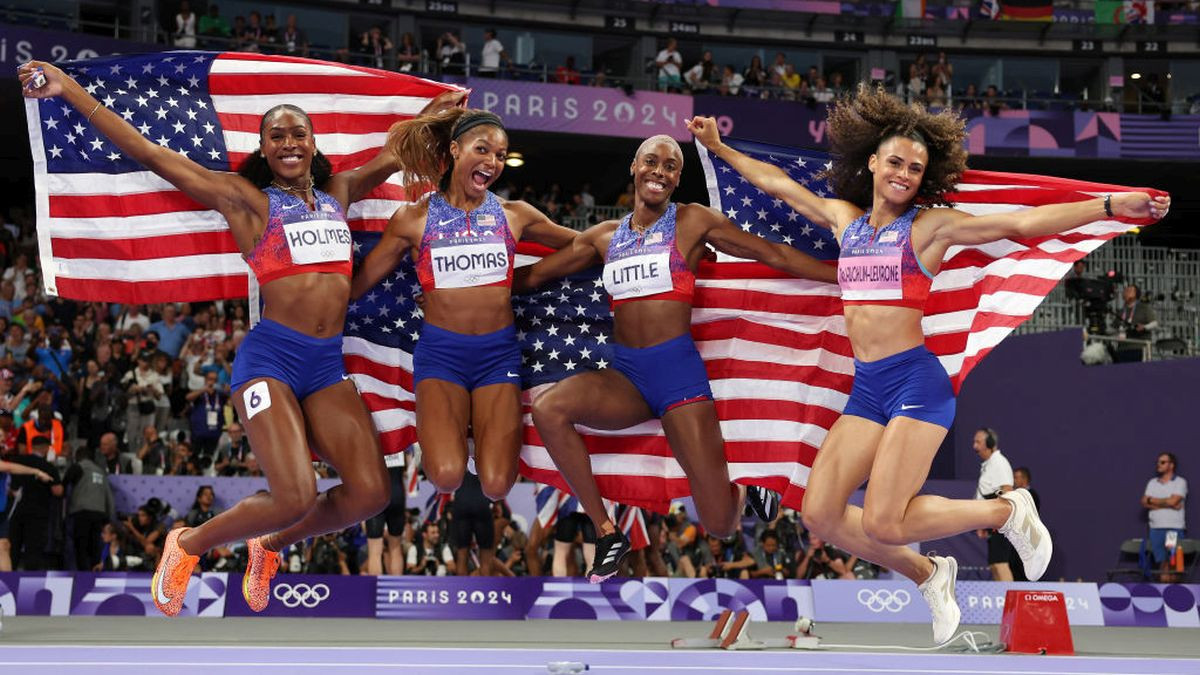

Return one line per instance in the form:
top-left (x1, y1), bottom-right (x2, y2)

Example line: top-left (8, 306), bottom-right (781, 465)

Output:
top-left (505, 152), bottom-right (525, 168)
top-left (1130, 72), bottom-right (1142, 80)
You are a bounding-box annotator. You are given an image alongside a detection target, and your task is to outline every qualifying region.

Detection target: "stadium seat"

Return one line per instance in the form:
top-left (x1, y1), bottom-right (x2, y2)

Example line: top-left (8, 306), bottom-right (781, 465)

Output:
top-left (1106, 538), bottom-right (1148, 581)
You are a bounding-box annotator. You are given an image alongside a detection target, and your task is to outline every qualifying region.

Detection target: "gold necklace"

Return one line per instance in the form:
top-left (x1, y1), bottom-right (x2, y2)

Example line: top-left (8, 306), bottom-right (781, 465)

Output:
top-left (271, 175), bottom-right (314, 194)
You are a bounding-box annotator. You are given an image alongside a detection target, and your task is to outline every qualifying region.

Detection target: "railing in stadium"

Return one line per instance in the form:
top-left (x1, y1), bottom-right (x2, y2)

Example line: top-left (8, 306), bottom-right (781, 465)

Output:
top-left (1018, 236), bottom-right (1199, 361)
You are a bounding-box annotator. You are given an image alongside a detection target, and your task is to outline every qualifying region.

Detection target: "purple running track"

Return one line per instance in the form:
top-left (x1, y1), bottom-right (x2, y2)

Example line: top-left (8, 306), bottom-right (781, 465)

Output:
top-left (0, 645), bottom-right (1197, 674)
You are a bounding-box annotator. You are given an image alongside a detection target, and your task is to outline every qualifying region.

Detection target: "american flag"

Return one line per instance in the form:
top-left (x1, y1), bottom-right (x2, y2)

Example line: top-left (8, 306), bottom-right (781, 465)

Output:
top-left (344, 140), bottom-right (851, 514)
top-left (24, 51), bottom-right (459, 303)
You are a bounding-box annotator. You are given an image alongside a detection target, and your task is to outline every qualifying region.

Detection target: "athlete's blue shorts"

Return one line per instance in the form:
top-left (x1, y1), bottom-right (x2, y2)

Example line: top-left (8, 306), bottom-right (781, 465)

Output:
top-left (1148, 528), bottom-right (1186, 565)
top-left (413, 323), bottom-right (521, 390)
top-left (842, 344), bottom-right (956, 430)
top-left (613, 332), bottom-right (713, 418)
top-left (231, 318), bottom-right (348, 401)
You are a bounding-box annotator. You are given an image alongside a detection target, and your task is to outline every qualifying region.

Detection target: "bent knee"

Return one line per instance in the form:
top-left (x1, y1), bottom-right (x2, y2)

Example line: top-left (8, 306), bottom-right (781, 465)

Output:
top-left (274, 481), bottom-right (319, 522)
top-left (479, 474), bottom-right (516, 502)
top-left (800, 503), bottom-right (839, 538)
top-left (531, 393), bottom-right (570, 428)
top-left (425, 461), bottom-right (466, 494)
top-left (861, 513), bottom-right (907, 546)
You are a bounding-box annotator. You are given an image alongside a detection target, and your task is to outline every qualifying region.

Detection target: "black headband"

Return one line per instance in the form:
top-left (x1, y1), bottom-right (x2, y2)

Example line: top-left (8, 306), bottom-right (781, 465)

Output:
top-left (451, 113), bottom-right (505, 140)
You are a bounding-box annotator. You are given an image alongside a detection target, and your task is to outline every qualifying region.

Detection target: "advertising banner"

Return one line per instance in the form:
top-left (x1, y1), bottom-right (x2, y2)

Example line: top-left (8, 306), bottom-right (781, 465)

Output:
top-left (225, 573), bottom-right (377, 618)
top-left (692, 96), bottom-right (830, 149)
top-left (0, 24), bottom-right (163, 67)
top-left (466, 78), bottom-right (693, 141)
top-left (0, 572), bottom-right (1193, 627)
top-left (376, 576), bottom-right (534, 620)
top-left (955, 581), bottom-right (1104, 626)
top-left (811, 578), bottom-right (931, 623)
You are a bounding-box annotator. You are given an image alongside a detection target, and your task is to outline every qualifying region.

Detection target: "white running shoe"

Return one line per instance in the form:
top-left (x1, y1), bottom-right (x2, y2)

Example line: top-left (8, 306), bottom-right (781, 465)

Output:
top-left (998, 488), bottom-right (1053, 581)
top-left (918, 555), bottom-right (961, 646)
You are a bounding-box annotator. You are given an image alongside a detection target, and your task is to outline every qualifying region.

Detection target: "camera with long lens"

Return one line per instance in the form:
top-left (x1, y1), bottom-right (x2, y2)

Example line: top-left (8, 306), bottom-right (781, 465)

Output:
top-left (1065, 275), bottom-right (1117, 333)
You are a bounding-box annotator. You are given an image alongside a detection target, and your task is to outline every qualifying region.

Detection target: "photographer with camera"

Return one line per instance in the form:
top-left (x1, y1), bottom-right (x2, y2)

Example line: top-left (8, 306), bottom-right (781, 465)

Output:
top-left (751, 530), bottom-right (795, 580)
top-left (1115, 284), bottom-right (1158, 363)
top-left (406, 521), bottom-right (455, 576)
top-left (798, 533), bottom-right (857, 580)
top-left (185, 370), bottom-right (227, 460)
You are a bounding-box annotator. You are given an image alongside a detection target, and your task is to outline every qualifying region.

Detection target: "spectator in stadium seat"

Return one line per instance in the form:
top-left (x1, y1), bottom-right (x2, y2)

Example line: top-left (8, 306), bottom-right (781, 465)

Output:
top-left (396, 32), bottom-right (419, 72)
top-left (124, 504), bottom-right (166, 564)
top-left (780, 64), bottom-right (804, 100)
top-left (931, 51), bottom-right (953, 92)
top-left (797, 533), bottom-right (855, 580)
top-left (136, 424), bottom-right (168, 475)
top-left (146, 304), bottom-right (191, 359)
top-left (555, 56), bottom-right (582, 85)
top-left (407, 521), bottom-right (456, 575)
top-left (959, 83), bottom-right (982, 110)
top-left (751, 529), bottom-right (794, 579)
top-left (684, 51), bottom-right (718, 94)
top-left (812, 76), bottom-right (834, 103)
top-left (983, 84), bottom-right (1008, 116)
top-left (95, 522), bottom-right (140, 571)
top-left (743, 55), bottom-right (768, 98)
top-left (437, 31), bottom-right (466, 75)
top-left (655, 38), bottom-right (683, 93)
top-left (478, 28), bottom-right (511, 78)
top-left (98, 431), bottom-right (132, 475)
top-left (185, 370), bottom-right (227, 459)
top-left (198, 4), bottom-right (231, 49)
top-left (174, 0), bottom-right (197, 49)
top-left (719, 65), bottom-right (744, 97)
top-left (213, 421), bottom-right (251, 476)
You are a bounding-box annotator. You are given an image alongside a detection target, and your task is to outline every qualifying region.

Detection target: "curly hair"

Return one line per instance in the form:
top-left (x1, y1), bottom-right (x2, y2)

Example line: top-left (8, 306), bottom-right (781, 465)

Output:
top-left (235, 104), bottom-right (333, 189)
top-left (821, 88), bottom-right (967, 209)
top-left (385, 108), bottom-right (506, 193)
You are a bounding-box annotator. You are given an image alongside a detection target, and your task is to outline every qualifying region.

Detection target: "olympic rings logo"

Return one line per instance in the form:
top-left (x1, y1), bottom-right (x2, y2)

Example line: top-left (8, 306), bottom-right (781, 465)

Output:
top-left (856, 588), bottom-right (911, 613)
top-left (273, 583), bottom-right (331, 609)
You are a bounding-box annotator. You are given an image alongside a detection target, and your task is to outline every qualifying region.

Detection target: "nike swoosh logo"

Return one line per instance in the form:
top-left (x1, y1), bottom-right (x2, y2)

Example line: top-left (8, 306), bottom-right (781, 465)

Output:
top-left (154, 570), bottom-right (172, 605)
top-left (437, 218), bottom-right (457, 227)
top-left (900, 404), bottom-right (924, 410)
top-left (614, 239), bottom-right (635, 248)
top-left (506, 372), bottom-right (519, 378)
top-left (281, 202), bottom-right (303, 210)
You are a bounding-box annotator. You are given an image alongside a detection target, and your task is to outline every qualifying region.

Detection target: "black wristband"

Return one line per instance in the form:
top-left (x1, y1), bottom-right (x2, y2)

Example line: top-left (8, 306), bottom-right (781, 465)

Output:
top-left (1104, 194), bottom-right (1113, 218)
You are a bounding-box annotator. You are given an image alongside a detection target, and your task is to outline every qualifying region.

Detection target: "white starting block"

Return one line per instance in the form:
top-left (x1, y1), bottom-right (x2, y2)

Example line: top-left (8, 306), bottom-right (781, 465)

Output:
top-left (671, 610), bottom-right (822, 651)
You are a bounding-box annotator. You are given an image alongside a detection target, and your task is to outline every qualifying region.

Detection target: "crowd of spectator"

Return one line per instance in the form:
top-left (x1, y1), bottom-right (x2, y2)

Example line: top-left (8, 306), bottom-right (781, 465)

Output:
top-left (0, 195), bottom-right (881, 579)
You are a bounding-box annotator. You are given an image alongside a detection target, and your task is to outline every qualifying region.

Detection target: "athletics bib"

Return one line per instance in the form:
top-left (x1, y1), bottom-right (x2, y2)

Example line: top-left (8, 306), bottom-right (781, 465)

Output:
top-left (604, 251), bottom-right (673, 301)
top-left (430, 238), bottom-right (510, 288)
top-left (282, 214), bottom-right (352, 265)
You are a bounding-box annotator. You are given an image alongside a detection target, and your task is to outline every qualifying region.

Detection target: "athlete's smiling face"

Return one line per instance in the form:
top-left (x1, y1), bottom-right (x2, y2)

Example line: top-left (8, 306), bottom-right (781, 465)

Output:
top-left (630, 139), bottom-right (682, 208)
top-left (868, 135), bottom-right (928, 209)
top-left (450, 126), bottom-right (507, 198)
top-left (260, 109), bottom-right (316, 184)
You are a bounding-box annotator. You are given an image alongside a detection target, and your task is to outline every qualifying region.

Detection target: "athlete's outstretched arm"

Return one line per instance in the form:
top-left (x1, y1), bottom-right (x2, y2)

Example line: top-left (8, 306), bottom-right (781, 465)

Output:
top-left (513, 221), bottom-right (612, 293)
top-left (928, 192), bottom-right (1170, 246)
top-left (686, 116), bottom-right (859, 232)
top-left (18, 60), bottom-right (260, 218)
top-left (352, 204), bottom-right (417, 299)
top-left (689, 204), bottom-right (838, 283)
top-left (326, 91), bottom-right (468, 207)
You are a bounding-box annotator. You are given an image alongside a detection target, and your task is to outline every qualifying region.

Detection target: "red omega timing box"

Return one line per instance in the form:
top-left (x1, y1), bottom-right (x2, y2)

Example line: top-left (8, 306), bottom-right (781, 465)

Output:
top-left (999, 590), bottom-right (1075, 655)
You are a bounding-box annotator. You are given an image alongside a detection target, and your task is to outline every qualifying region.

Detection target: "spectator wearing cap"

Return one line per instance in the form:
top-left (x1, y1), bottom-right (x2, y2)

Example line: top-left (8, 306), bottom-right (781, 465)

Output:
top-left (6, 434), bottom-right (63, 570)
top-left (64, 444), bottom-right (115, 571)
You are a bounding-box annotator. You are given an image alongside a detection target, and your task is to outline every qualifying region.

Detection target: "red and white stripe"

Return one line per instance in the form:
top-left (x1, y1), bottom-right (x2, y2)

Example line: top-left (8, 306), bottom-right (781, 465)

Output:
top-left (28, 51), bottom-right (459, 304)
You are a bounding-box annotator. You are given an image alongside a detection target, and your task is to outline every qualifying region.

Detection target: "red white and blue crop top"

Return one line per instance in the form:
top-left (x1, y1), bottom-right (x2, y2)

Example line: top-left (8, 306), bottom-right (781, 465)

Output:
top-left (603, 202), bottom-right (695, 307)
top-left (837, 206), bottom-right (934, 310)
top-left (416, 191), bottom-right (516, 293)
top-left (243, 186), bottom-right (353, 285)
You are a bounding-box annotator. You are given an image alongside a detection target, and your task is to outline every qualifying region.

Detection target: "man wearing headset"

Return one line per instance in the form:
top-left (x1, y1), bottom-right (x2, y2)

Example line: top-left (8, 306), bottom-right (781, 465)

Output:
top-left (974, 428), bottom-right (1015, 581)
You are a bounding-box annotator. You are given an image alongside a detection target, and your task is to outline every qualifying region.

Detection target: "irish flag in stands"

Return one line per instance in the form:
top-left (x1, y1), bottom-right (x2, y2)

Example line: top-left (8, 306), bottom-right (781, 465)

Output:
top-left (23, 51), bottom-right (460, 303)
